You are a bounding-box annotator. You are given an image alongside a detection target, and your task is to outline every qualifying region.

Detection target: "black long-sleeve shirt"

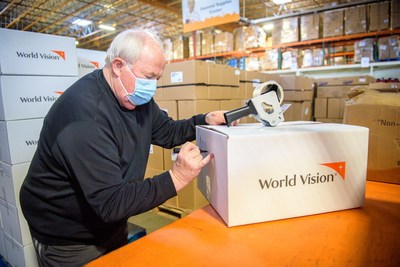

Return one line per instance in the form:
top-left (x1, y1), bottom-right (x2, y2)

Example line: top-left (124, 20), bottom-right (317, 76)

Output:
top-left (19, 69), bottom-right (206, 248)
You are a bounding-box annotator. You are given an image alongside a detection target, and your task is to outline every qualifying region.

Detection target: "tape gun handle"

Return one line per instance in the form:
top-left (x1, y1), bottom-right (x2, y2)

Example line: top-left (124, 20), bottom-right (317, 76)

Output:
top-left (224, 106), bottom-right (253, 127)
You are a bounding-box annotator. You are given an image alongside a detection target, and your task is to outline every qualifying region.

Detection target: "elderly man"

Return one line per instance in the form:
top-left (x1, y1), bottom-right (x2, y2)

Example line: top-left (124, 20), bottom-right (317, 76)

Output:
top-left (20, 29), bottom-right (232, 266)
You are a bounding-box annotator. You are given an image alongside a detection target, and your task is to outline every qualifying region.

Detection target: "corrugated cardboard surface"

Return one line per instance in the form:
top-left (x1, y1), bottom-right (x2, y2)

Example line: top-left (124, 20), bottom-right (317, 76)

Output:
top-left (343, 89), bottom-right (400, 184)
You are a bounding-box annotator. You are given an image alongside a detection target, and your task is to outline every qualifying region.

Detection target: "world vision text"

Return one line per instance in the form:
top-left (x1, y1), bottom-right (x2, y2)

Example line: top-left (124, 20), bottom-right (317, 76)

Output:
top-left (259, 172), bottom-right (336, 190)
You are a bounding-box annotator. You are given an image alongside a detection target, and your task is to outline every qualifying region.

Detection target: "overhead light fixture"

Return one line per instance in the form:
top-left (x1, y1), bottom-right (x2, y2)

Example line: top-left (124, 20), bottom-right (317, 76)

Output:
top-left (99, 24), bottom-right (115, 31)
top-left (272, 0), bottom-right (292, 4)
top-left (263, 24), bottom-right (274, 31)
top-left (72, 18), bottom-right (92, 27)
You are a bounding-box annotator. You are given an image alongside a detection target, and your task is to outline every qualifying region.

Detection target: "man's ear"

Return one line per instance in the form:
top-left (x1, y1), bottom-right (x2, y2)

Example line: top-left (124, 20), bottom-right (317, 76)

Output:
top-left (111, 58), bottom-right (124, 77)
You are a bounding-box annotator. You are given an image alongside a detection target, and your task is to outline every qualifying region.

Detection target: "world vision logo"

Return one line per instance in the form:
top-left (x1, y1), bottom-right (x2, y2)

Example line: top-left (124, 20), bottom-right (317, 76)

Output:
top-left (259, 161), bottom-right (347, 190)
top-left (51, 50), bottom-right (66, 60)
top-left (19, 91), bottom-right (63, 103)
top-left (321, 161), bottom-right (346, 180)
top-left (79, 61), bottom-right (100, 69)
top-left (15, 49), bottom-right (66, 61)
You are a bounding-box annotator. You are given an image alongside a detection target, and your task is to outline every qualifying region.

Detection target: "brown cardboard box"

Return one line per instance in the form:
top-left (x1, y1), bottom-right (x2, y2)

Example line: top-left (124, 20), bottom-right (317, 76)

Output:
top-left (153, 87), bottom-right (163, 101)
top-left (354, 38), bottom-right (374, 63)
top-left (178, 178), bottom-right (209, 211)
top-left (368, 2), bottom-right (389, 32)
top-left (178, 100), bottom-right (220, 120)
top-left (156, 100), bottom-right (178, 120)
top-left (163, 85), bottom-right (208, 100)
top-left (283, 101), bottom-right (313, 121)
top-left (317, 75), bottom-right (374, 86)
top-left (220, 100), bottom-right (242, 111)
top-left (301, 13), bottom-right (320, 41)
top-left (314, 98), bottom-right (327, 118)
top-left (162, 60), bottom-right (208, 86)
top-left (244, 72), bottom-right (281, 99)
top-left (281, 17), bottom-right (299, 44)
top-left (368, 82), bottom-right (400, 92)
top-left (344, 6), bottom-right (367, 35)
top-left (323, 9), bottom-right (344, 38)
top-left (283, 90), bottom-right (314, 101)
top-left (317, 86), bottom-right (352, 98)
top-left (279, 75), bottom-right (315, 90)
top-left (392, 0), bottom-right (400, 29)
top-left (327, 98), bottom-right (341, 119)
top-left (343, 89), bottom-right (400, 184)
top-left (378, 35), bottom-right (400, 60)
top-left (208, 63), bottom-right (240, 86)
top-left (208, 86), bottom-right (240, 100)
top-left (147, 145), bottom-right (164, 170)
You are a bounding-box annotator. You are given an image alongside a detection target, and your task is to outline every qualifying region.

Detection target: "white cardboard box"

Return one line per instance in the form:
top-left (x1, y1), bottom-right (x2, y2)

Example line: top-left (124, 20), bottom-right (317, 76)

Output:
top-left (76, 48), bottom-right (106, 78)
top-left (0, 161), bottom-right (30, 207)
top-left (0, 28), bottom-right (77, 76)
top-left (197, 122), bottom-right (369, 227)
top-left (0, 119), bottom-right (43, 165)
top-left (0, 75), bottom-right (77, 120)
top-left (0, 199), bottom-right (31, 246)
top-left (4, 233), bottom-right (38, 267)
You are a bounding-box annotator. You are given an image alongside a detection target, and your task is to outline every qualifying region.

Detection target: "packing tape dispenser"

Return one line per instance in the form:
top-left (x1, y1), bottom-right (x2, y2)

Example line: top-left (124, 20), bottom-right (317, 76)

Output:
top-left (224, 80), bottom-right (288, 127)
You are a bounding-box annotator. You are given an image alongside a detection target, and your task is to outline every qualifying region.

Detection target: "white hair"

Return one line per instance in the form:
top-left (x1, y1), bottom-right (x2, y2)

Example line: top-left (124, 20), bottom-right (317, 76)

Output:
top-left (105, 29), bottom-right (164, 65)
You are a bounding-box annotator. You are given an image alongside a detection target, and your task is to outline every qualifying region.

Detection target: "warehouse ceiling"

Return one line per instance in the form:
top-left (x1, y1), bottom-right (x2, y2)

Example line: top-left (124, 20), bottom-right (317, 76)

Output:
top-left (0, 0), bottom-right (370, 51)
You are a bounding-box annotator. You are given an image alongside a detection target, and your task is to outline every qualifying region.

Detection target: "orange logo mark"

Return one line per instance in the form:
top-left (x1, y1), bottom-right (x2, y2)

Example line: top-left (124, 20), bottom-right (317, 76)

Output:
top-left (54, 91), bottom-right (64, 95)
top-left (321, 162), bottom-right (346, 180)
top-left (90, 61), bottom-right (100, 68)
top-left (51, 50), bottom-right (66, 60)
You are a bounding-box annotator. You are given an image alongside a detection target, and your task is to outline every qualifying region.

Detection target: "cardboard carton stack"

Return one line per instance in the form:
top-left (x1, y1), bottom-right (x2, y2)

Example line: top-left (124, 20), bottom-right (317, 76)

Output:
top-left (343, 86), bottom-right (400, 184)
top-left (314, 75), bottom-right (375, 123)
top-left (279, 75), bottom-right (315, 121)
top-left (0, 28), bottom-right (78, 267)
top-left (344, 5), bottom-right (367, 35)
top-left (300, 13), bottom-right (321, 41)
top-left (368, 2), bottom-right (390, 32)
top-left (322, 9), bottom-right (344, 38)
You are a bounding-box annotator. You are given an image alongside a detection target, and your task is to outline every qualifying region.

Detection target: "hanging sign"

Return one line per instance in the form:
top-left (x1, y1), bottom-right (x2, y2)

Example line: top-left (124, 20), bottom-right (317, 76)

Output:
top-left (182, 0), bottom-right (240, 33)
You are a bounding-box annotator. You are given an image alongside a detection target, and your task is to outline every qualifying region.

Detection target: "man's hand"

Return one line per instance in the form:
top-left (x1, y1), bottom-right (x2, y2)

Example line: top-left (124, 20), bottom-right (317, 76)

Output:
top-left (206, 110), bottom-right (239, 126)
top-left (169, 142), bottom-right (213, 192)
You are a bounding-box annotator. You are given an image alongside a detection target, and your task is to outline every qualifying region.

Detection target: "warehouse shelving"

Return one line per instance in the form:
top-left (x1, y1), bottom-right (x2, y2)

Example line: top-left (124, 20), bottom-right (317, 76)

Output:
top-left (171, 29), bottom-right (400, 79)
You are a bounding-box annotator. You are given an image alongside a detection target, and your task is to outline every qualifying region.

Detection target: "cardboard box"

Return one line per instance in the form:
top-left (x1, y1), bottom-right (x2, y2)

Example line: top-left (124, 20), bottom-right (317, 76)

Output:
top-left (162, 60), bottom-right (208, 86)
top-left (0, 75), bottom-right (77, 120)
top-left (178, 178), bottom-right (208, 211)
top-left (147, 145), bottom-right (164, 170)
top-left (208, 64), bottom-right (239, 86)
top-left (0, 199), bottom-right (31, 246)
top-left (317, 76), bottom-right (374, 86)
top-left (279, 75), bottom-right (314, 90)
top-left (76, 48), bottom-right (106, 78)
top-left (0, 28), bottom-right (77, 76)
top-left (162, 85), bottom-right (207, 100)
top-left (314, 98), bottom-right (327, 118)
top-left (344, 6), bottom-right (367, 35)
top-left (317, 86), bottom-right (352, 98)
top-left (4, 233), bottom-right (38, 267)
top-left (0, 119), bottom-right (43, 165)
top-left (156, 100), bottom-right (178, 120)
top-left (368, 2), bottom-right (389, 32)
top-left (343, 89), bottom-right (400, 184)
top-left (197, 122), bottom-right (369, 227)
top-left (323, 9), bottom-right (344, 38)
top-left (208, 86), bottom-right (240, 100)
top-left (177, 100), bottom-right (220, 120)
top-left (0, 161), bottom-right (30, 207)
top-left (300, 13), bottom-right (320, 41)
top-left (283, 90), bottom-right (313, 101)
top-left (327, 98), bottom-right (341, 119)
top-left (283, 101), bottom-right (313, 121)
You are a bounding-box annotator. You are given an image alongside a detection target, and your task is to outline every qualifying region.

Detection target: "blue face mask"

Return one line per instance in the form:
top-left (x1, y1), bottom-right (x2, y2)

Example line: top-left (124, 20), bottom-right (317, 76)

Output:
top-left (119, 63), bottom-right (157, 106)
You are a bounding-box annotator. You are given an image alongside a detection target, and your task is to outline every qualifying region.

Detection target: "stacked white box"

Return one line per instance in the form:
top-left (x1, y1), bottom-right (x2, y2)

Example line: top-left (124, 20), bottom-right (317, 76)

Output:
top-left (0, 28), bottom-right (78, 266)
top-left (76, 48), bottom-right (106, 78)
